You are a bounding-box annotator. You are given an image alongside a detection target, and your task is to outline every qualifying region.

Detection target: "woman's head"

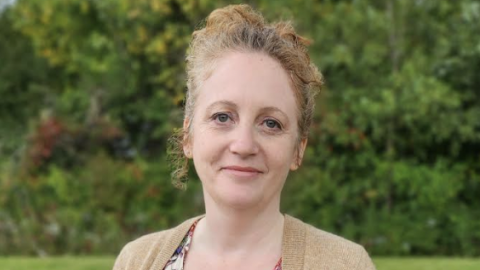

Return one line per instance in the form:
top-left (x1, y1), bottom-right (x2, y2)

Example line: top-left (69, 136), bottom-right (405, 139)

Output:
top-left (170, 4), bottom-right (323, 189)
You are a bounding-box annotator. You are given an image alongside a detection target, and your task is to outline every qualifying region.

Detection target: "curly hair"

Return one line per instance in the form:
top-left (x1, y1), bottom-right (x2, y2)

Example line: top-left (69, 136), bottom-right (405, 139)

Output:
top-left (169, 4), bottom-right (323, 189)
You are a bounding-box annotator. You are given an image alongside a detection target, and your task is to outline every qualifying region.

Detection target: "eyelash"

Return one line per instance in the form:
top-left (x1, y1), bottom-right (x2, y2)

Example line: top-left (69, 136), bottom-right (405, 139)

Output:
top-left (212, 112), bottom-right (233, 124)
top-left (262, 118), bottom-right (282, 130)
top-left (211, 113), bottom-right (283, 131)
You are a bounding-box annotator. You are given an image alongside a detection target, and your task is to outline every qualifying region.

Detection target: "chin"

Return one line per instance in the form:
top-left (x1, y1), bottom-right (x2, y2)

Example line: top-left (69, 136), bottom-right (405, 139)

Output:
top-left (212, 184), bottom-right (264, 210)
top-left (220, 198), bottom-right (263, 210)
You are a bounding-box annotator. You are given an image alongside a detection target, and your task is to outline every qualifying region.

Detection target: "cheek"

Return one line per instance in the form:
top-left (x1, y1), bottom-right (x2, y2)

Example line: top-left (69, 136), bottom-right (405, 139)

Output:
top-left (191, 126), bottom-right (225, 162)
top-left (265, 138), bottom-right (297, 170)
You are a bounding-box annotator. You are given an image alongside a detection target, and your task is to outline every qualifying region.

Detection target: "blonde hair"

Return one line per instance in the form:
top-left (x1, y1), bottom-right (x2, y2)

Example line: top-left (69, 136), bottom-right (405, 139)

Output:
top-left (169, 4), bottom-right (323, 189)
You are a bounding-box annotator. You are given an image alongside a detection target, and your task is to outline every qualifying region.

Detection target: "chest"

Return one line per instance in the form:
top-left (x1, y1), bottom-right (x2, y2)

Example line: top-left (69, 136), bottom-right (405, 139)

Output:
top-left (183, 250), bottom-right (282, 270)
top-left (162, 219), bottom-right (283, 270)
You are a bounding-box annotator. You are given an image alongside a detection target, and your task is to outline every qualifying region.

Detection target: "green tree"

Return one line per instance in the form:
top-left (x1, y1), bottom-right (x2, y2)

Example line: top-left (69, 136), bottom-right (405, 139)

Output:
top-left (0, 0), bottom-right (479, 256)
top-left (281, 0), bottom-right (480, 255)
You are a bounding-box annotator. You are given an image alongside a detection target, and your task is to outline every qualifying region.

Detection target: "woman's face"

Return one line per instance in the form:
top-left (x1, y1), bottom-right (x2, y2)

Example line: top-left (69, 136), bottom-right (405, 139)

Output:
top-left (185, 52), bottom-right (307, 210)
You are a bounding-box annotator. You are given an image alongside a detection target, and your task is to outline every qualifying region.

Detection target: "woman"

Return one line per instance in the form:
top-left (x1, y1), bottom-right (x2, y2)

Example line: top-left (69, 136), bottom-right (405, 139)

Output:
top-left (113, 4), bottom-right (376, 270)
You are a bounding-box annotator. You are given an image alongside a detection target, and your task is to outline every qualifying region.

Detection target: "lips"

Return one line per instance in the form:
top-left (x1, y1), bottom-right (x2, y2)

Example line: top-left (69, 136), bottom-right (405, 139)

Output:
top-left (222, 166), bottom-right (262, 173)
top-left (221, 165), bottom-right (263, 178)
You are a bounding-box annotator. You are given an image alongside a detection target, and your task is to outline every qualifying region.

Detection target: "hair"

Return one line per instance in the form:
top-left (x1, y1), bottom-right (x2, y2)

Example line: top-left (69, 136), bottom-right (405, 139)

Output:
top-left (169, 4), bottom-right (323, 189)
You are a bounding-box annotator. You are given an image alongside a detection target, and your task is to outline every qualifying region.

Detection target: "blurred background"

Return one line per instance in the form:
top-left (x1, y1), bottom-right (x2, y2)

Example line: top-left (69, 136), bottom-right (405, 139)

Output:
top-left (0, 0), bottom-right (479, 263)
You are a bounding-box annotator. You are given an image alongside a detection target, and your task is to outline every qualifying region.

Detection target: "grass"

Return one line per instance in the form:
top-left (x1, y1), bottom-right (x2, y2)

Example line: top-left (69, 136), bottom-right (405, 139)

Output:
top-left (0, 257), bottom-right (479, 270)
top-left (374, 257), bottom-right (480, 270)
top-left (0, 257), bottom-right (114, 270)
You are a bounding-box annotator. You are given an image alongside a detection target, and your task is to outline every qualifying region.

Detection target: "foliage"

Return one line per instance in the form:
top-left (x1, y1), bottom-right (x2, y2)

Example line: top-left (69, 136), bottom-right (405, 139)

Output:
top-left (0, 0), bottom-right (479, 256)
top-left (282, 0), bottom-right (480, 256)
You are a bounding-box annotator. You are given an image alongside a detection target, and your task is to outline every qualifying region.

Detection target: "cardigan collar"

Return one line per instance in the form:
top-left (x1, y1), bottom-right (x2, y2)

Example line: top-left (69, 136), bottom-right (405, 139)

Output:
top-left (149, 214), bottom-right (306, 270)
top-left (282, 215), bottom-right (306, 270)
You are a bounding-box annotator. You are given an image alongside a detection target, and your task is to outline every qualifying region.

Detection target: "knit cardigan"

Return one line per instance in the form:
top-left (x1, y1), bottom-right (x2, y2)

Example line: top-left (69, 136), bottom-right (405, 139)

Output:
top-left (113, 215), bottom-right (376, 270)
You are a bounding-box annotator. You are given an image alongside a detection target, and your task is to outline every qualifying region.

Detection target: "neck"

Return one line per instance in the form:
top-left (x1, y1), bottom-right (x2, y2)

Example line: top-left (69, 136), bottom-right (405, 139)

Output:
top-left (195, 193), bottom-right (284, 255)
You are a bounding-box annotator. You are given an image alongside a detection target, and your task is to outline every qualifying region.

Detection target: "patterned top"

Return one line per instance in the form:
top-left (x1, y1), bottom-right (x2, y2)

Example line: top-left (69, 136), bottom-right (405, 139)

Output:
top-left (163, 220), bottom-right (282, 270)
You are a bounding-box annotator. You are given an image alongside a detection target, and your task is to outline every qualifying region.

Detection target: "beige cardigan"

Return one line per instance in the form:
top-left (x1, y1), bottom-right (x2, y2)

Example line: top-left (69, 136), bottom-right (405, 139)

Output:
top-left (113, 215), bottom-right (376, 270)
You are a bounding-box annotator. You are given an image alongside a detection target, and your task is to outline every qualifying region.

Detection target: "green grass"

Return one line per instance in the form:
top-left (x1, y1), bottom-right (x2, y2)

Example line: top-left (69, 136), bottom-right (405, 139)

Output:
top-left (0, 257), bottom-right (479, 270)
top-left (374, 257), bottom-right (480, 270)
top-left (0, 257), bottom-right (115, 270)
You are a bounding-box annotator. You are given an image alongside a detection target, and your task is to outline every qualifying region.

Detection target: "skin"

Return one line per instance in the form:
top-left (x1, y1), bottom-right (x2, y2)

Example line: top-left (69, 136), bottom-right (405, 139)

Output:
top-left (183, 51), bottom-right (307, 270)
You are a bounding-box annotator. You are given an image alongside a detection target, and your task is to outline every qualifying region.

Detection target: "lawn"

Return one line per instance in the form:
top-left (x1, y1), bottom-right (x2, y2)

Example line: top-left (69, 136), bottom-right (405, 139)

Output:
top-left (0, 257), bottom-right (479, 270)
top-left (0, 257), bottom-right (114, 270)
top-left (374, 257), bottom-right (480, 270)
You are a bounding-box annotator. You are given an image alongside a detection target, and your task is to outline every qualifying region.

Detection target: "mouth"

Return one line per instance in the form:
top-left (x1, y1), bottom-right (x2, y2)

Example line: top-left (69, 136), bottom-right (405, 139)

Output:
top-left (221, 165), bottom-right (263, 177)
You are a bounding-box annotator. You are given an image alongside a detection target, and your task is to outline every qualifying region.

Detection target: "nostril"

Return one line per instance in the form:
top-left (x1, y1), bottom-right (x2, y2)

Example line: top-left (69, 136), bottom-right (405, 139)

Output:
top-left (229, 130), bottom-right (259, 156)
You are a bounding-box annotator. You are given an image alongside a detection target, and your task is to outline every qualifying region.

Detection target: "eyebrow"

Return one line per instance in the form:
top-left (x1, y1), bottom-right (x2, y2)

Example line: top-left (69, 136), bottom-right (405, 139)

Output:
top-left (205, 101), bottom-right (289, 122)
top-left (258, 106), bottom-right (289, 122)
top-left (205, 100), bottom-right (238, 113)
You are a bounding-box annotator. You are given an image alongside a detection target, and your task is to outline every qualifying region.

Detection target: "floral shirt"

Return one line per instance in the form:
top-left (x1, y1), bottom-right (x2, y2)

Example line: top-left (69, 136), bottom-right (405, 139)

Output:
top-left (163, 220), bottom-right (282, 270)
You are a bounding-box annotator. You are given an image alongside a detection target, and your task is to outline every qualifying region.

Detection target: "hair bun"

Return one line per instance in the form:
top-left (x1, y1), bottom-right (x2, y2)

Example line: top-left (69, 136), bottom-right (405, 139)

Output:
top-left (205, 4), bottom-right (265, 33)
top-left (274, 22), bottom-right (311, 47)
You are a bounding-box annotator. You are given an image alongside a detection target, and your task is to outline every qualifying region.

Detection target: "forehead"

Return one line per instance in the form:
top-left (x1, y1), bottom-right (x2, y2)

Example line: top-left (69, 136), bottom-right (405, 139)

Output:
top-left (195, 52), bottom-right (298, 115)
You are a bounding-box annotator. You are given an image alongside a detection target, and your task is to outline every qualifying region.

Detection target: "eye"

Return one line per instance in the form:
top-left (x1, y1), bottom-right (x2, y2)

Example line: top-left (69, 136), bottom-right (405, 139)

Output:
top-left (263, 119), bottom-right (281, 130)
top-left (213, 113), bottom-right (231, 123)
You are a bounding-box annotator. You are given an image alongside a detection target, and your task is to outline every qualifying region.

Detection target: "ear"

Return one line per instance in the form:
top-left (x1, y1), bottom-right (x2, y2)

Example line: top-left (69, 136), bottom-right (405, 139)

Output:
top-left (290, 138), bottom-right (308, 171)
top-left (183, 117), bottom-right (193, 159)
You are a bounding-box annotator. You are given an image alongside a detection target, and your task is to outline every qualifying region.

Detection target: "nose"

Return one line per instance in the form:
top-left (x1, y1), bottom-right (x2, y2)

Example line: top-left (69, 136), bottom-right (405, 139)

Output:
top-left (229, 124), bottom-right (259, 157)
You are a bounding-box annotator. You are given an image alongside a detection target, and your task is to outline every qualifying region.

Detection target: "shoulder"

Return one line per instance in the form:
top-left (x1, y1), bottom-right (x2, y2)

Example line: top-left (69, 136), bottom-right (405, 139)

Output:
top-left (113, 216), bottom-right (201, 270)
top-left (121, 229), bottom-right (174, 258)
top-left (284, 215), bottom-right (376, 270)
top-left (304, 224), bottom-right (375, 269)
